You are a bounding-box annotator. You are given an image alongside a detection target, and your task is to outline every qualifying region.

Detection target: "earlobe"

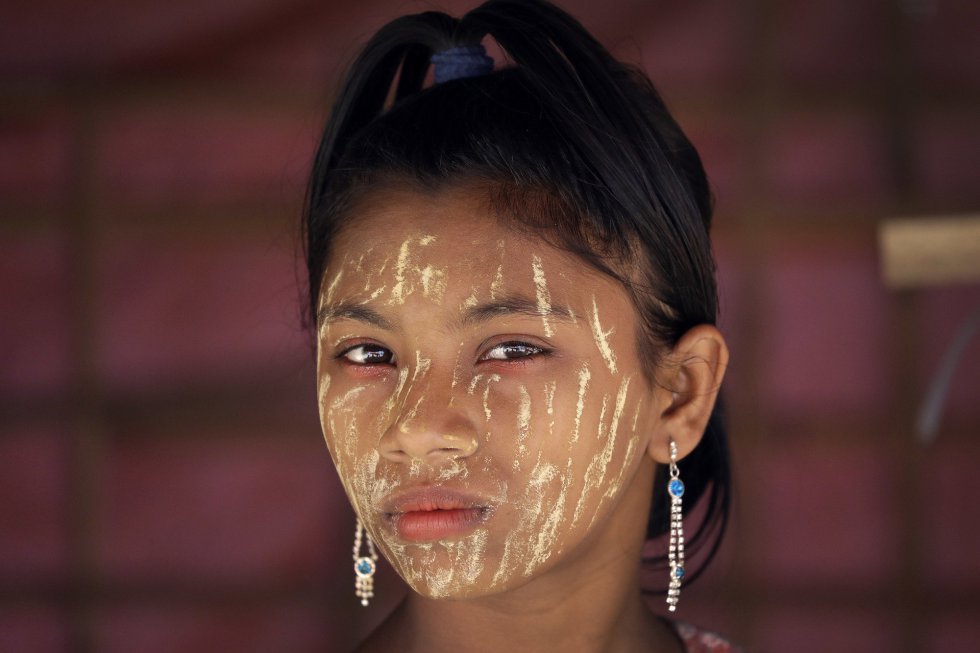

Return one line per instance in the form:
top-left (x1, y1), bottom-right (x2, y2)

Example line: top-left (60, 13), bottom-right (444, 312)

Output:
top-left (646, 324), bottom-right (729, 464)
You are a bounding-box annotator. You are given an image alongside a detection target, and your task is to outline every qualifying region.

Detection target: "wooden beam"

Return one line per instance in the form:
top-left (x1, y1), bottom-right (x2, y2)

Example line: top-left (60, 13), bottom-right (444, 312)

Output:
top-left (879, 214), bottom-right (980, 288)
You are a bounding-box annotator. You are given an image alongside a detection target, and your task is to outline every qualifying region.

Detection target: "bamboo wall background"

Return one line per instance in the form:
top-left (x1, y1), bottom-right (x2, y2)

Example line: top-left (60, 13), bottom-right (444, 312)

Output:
top-left (1, 1), bottom-right (978, 651)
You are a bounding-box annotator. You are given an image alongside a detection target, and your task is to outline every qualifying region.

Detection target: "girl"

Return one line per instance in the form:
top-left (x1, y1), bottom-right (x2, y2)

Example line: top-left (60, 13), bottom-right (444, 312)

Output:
top-left (305, 1), bottom-right (738, 650)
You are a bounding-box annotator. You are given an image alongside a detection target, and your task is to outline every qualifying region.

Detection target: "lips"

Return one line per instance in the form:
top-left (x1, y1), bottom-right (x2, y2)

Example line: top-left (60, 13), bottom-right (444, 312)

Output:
top-left (382, 487), bottom-right (491, 542)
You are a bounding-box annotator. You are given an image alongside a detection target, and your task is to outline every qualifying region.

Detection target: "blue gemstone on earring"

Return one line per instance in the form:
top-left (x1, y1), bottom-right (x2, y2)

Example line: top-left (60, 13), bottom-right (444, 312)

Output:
top-left (674, 566), bottom-right (685, 580)
top-left (356, 558), bottom-right (374, 576)
top-left (668, 478), bottom-right (685, 498)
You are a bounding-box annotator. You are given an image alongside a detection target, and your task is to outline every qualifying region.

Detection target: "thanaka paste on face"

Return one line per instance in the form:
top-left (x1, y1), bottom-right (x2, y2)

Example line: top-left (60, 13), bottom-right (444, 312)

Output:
top-left (447, 340), bottom-right (467, 408)
top-left (589, 294), bottom-right (619, 374)
top-left (593, 429), bottom-right (642, 528)
top-left (410, 350), bottom-right (431, 385)
top-left (389, 235), bottom-right (448, 305)
top-left (323, 266), bottom-right (345, 307)
top-left (377, 366), bottom-right (410, 426)
top-left (531, 254), bottom-right (555, 337)
top-left (515, 385), bottom-right (532, 469)
top-left (467, 373), bottom-right (486, 396)
top-left (543, 379), bottom-right (556, 439)
top-left (326, 343), bottom-right (619, 597)
top-left (488, 371), bottom-right (641, 586)
top-left (323, 386), bottom-right (366, 464)
top-left (419, 264), bottom-right (448, 301)
top-left (571, 363), bottom-right (591, 444)
top-left (390, 239), bottom-right (411, 303)
top-left (522, 453), bottom-right (570, 576)
top-left (335, 333), bottom-right (627, 595)
top-left (315, 198), bottom-right (657, 600)
top-left (486, 296), bottom-right (637, 583)
top-left (577, 376), bottom-right (636, 531)
top-left (481, 374), bottom-right (501, 423)
top-left (353, 247), bottom-right (391, 300)
top-left (460, 290), bottom-right (480, 310)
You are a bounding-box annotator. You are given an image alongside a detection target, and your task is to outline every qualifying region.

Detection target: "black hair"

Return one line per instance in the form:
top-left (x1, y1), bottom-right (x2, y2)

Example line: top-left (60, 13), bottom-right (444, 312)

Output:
top-left (303, 0), bottom-right (730, 594)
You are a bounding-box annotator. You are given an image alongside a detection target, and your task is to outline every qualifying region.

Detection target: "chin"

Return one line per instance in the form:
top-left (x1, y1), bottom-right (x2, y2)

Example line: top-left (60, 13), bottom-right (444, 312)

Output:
top-left (408, 579), bottom-right (495, 601)
top-left (378, 533), bottom-right (489, 598)
top-left (394, 558), bottom-right (501, 601)
top-left (398, 556), bottom-right (549, 601)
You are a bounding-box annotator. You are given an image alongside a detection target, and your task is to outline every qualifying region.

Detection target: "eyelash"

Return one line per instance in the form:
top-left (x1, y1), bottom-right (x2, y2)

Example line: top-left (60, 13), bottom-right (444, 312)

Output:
top-left (336, 343), bottom-right (394, 366)
top-left (480, 341), bottom-right (549, 362)
top-left (335, 340), bottom-right (550, 367)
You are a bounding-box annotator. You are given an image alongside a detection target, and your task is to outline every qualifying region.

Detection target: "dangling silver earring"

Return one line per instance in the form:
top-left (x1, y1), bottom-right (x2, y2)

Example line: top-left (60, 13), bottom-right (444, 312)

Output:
top-left (666, 439), bottom-right (685, 612)
top-left (353, 518), bottom-right (378, 606)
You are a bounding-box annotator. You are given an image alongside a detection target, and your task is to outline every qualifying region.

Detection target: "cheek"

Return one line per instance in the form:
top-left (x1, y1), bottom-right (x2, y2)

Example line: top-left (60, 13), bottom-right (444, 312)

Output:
top-left (319, 385), bottom-right (367, 485)
top-left (318, 358), bottom-right (430, 511)
top-left (317, 372), bottom-right (394, 501)
top-left (530, 367), bottom-right (640, 492)
top-left (569, 375), bottom-right (645, 526)
top-left (485, 369), bottom-right (645, 587)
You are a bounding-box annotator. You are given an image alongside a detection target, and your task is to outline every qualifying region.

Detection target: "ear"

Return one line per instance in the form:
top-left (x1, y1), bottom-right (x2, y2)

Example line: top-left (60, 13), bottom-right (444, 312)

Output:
top-left (646, 324), bottom-right (729, 464)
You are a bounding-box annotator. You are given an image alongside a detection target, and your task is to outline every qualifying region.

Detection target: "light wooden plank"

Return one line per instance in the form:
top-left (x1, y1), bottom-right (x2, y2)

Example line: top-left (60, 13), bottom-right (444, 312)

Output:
top-left (879, 215), bottom-right (980, 288)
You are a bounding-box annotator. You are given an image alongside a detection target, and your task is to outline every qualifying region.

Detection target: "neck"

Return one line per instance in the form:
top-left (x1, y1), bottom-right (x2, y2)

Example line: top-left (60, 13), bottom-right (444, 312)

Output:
top-left (397, 567), bottom-right (676, 653)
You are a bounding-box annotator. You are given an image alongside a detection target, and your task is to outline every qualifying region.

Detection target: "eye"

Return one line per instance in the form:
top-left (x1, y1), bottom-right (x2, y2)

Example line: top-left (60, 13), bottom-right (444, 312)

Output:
top-left (480, 341), bottom-right (547, 362)
top-left (338, 343), bottom-right (395, 365)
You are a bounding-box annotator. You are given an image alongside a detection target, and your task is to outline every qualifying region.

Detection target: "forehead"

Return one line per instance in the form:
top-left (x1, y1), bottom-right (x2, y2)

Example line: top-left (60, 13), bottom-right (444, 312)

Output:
top-left (320, 184), bottom-right (646, 370)
top-left (327, 186), bottom-right (594, 289)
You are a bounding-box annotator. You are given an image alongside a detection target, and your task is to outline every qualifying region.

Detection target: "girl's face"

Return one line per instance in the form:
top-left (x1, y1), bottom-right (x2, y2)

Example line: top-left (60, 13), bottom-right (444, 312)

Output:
top-left (316, 186), bottom-right (668, 599)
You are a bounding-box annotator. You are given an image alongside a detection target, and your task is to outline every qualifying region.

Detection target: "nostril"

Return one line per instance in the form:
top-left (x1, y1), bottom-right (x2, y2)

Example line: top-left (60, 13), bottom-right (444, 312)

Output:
top-left (384, 449), bottom-right (411, 463)
top-left (382, 414), bottom-right (480, 462)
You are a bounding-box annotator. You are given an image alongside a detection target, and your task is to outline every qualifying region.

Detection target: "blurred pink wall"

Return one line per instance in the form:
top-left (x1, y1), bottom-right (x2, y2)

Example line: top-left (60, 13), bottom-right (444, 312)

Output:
top-left (1, 1), bottom-right (978, 651)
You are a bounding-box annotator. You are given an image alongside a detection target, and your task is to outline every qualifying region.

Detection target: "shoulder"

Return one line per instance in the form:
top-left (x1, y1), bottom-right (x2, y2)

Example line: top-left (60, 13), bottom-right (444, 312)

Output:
top-left (673, 621), bottom-right (743, 653)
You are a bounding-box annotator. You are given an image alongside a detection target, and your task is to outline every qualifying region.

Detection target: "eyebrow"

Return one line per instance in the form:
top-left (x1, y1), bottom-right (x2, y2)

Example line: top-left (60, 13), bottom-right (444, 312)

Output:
top-left (318, 302), bottom-right (394, 330)
top-left (457, 293), bottom-right (575, 328)
top-left (317, 293), bottom-right (575, 331)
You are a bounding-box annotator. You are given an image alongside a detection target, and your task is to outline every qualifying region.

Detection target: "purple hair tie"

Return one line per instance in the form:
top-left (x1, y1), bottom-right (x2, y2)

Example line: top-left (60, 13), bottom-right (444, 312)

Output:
top-left (431, 44), bottom-right (494, 84)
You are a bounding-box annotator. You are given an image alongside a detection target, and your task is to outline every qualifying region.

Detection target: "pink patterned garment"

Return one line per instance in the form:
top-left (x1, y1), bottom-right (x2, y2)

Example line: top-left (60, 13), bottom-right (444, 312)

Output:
top-left (674, 622), bottom-right (743, 653)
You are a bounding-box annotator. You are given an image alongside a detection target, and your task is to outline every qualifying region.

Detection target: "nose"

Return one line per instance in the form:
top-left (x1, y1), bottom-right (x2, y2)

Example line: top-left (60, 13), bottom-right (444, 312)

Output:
top-left (379, 369), bottom-right (479, 466)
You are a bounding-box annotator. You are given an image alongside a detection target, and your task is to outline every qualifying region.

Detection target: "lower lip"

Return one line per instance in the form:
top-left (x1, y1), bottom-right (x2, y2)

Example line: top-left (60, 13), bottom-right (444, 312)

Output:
top-left (391, 508), bottom-right (487, 541)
